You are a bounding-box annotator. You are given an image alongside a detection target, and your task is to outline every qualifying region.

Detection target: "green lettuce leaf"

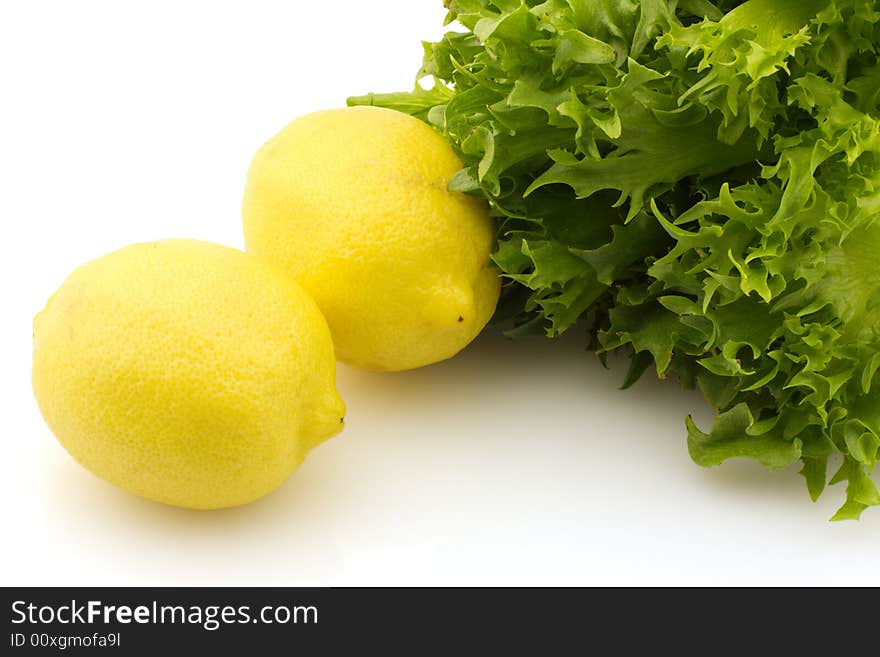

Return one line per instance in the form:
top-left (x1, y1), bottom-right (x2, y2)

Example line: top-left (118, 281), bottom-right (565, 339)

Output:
top-left (350, 0), bottom-right (880, 519)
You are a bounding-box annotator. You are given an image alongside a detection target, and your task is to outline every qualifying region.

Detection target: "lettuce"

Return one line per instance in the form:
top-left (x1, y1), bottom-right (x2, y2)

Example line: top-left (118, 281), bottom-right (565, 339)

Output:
top-left (349, 0), bottom-right (880, 519)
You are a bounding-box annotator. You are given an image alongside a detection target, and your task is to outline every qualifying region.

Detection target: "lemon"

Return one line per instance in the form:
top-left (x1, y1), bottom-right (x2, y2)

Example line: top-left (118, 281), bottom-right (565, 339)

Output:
top-left (241, 106), bottom-right (501, 371)
top-left (32, 239), bottom-right (345, 510)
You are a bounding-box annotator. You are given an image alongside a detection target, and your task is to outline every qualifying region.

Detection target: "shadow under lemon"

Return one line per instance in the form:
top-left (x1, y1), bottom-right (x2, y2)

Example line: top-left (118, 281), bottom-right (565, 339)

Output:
top-left (335, 327), bottom-right (820, 500)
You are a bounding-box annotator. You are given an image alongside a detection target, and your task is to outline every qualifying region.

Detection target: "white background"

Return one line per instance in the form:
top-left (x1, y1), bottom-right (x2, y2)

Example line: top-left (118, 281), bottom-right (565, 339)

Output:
top-left (2, 1), bottom-right (879, 587)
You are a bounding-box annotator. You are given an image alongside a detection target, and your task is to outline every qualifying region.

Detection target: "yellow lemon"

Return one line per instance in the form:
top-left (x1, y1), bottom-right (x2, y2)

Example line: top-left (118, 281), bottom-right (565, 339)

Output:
top-left (242, 106), bottom-right (501, 371)
top-left (32, 239), bottom-right (345, 509)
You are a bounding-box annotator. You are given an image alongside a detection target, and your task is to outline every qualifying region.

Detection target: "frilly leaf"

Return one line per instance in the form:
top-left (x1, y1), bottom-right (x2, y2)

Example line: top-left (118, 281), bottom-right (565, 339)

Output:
top-left (686, 403), bottom-right (803, 469)
top-left (352, 0), bottom-right (880, 519)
